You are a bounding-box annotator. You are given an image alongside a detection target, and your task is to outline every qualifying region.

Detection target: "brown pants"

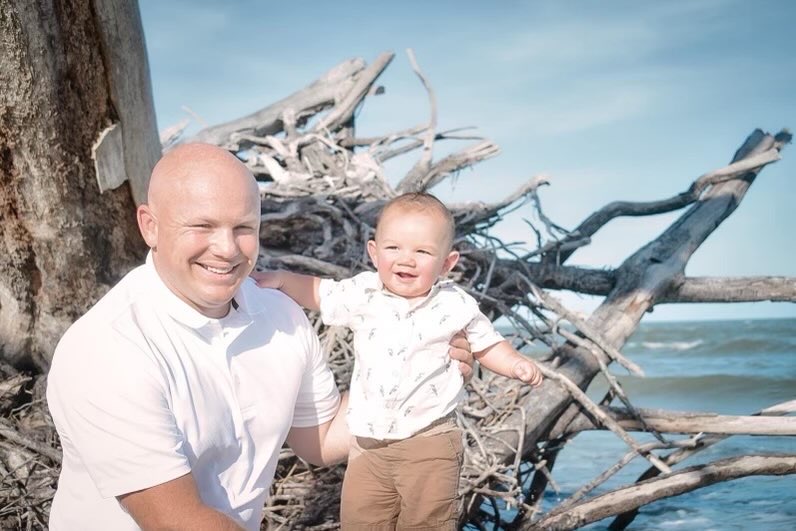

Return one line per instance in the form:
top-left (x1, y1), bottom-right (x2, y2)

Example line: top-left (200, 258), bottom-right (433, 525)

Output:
top-left (340, 424), bottom-right (464, 530)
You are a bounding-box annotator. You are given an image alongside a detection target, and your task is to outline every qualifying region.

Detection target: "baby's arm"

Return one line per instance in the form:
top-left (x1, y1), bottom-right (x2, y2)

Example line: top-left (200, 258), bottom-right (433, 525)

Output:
top-left (251, 270), bottom-right (321, 311)
top-left (474, 340), bottom-right (543, 387)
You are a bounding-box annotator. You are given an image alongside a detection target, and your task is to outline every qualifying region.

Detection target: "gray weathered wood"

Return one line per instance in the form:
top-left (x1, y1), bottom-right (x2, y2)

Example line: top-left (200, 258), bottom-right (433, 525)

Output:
top-left (467, 129), bottom-right (791, 520)
top-left (93, 0), bottom-right (161, 204)
top-left (92, 123), bottom-right (126, 192)
top-left (561, 406), bottom-right (796, 436)
top-left (190, 58), bottom-right (370, 148)
top-left (525, 455), bottom-right (796, 530)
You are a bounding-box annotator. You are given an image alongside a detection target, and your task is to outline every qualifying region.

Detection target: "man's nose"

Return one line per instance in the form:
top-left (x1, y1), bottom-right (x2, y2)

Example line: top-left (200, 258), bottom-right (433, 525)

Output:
top-left (210, 228), bottom-right (238, 257)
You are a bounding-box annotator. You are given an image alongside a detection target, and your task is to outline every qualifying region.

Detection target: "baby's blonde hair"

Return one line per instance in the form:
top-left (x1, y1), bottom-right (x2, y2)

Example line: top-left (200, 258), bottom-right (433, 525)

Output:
top-left (376, 192), bottom-right (456, 249)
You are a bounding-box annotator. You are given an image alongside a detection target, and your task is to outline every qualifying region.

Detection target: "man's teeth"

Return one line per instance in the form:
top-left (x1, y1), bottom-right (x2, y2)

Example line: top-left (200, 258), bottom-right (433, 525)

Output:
top-left (203, 264), bottom-right (234, 274)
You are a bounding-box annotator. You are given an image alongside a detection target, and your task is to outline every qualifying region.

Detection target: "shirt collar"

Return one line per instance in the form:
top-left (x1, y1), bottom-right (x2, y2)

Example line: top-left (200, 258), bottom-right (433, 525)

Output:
top-left (144, 252), bottom-right (253, 340)
top-left (362, 271), bottom-right (455, 303)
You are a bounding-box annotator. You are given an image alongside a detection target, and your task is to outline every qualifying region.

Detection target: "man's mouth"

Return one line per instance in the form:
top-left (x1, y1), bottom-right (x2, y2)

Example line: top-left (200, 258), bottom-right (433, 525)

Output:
top-left (199, 263), bottom-right (236, 275)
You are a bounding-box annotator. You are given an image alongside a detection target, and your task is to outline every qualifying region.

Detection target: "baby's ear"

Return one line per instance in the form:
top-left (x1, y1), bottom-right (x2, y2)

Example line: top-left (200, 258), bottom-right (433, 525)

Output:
top-left (442, 250), bottom-right (460, 275)
top-left (366, 240), bottom-right (379, 267)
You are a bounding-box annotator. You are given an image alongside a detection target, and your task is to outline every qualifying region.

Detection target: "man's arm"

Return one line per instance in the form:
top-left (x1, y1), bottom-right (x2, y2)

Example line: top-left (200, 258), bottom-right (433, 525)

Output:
top-left (118, 473), bottom-right (244, 530)
top-left (251, 270), bottom-right (321, 311)
top-left (286, 393), bottom-right (350, 466)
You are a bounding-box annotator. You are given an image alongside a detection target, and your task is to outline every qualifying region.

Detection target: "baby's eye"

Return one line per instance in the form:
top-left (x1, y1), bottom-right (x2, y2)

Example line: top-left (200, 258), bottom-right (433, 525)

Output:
top-left (417, 249), bottom-right (432, 255)
top-left (385, 245), bottom-right (399, 251)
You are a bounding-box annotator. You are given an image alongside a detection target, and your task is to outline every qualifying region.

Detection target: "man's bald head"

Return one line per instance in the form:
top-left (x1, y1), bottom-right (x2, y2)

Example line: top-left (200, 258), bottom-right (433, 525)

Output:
top-left (147, 143), bottom-right (258, 212)
top-left (137, 143), bottom-right (261, 318)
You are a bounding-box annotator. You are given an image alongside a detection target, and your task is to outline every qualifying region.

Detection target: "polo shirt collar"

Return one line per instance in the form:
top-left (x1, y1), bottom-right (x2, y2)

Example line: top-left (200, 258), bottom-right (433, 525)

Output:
top-left (144, 253), bottom-right (253, 339)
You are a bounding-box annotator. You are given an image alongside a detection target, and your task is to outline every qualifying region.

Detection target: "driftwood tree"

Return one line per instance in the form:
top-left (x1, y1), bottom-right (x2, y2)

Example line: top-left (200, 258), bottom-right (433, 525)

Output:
top-left (0, 0), bottom-right (159, 527)
top-left (174, 51), bottom-right (796, 528)
top-left (0, 0), bottom-right (160, 372)
top-left (0, 31), bottom-right (794, 530)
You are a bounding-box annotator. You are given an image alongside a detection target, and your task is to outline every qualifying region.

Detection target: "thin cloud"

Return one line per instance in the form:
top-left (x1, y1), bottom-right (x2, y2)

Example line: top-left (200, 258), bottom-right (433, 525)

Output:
top-left (484, 0), bottom-right (738, 75)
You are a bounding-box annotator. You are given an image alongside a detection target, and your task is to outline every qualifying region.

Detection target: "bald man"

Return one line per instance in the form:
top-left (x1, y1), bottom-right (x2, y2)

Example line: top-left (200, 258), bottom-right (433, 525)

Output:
top-left (46, 144), bottom-right (472, 530)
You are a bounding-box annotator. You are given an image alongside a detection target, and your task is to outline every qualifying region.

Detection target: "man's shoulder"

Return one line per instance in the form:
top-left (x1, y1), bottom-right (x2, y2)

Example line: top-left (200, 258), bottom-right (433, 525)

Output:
top-left (54, 264), bottom-right (155, 358)
top-left (239, 278), bottom-right (311, 325)
top-left (49, 264), bottom-right (159, 390)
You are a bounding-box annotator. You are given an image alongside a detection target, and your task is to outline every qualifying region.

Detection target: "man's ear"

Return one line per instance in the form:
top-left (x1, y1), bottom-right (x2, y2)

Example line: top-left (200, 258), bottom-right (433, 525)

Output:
top-left (137, 204), bottom-right (158, 249)
top-left (442, 250), bottom-right (460, 275)
top-left (366, 240), bottom-right (379, 268)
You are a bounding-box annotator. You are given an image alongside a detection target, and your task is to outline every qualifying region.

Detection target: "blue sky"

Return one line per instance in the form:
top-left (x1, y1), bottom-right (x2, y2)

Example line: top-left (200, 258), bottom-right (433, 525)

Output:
top-left (139, 0), bottom-right (795, 321)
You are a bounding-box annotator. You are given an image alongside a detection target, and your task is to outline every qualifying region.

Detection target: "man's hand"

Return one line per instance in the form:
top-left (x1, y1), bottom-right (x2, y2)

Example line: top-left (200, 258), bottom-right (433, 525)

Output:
top-left (449, 332), bottom-right (475, 382)
top-left (250, 270), bottom-right (284, 289)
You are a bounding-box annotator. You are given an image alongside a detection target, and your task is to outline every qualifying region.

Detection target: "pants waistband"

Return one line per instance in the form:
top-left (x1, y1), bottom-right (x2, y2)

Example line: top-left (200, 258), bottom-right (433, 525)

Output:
top-left (355, 411), bottom-right (458, 450)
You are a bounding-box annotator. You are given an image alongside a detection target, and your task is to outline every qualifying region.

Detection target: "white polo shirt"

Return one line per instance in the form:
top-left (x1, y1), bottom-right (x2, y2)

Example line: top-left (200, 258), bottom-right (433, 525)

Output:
top-left (46, 256), bottom-right (340, 530)
top-left (318, 272), bottom-right (503, 440)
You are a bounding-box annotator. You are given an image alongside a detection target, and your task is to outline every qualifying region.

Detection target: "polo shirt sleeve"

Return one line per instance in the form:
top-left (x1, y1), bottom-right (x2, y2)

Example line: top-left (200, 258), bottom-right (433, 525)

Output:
top-left (465, 310), bottom-right (506, 354)
top-left (290, 303), bottom-right (341, 427)
top-left (317, 274), bottom-right (365, 327)
top-left (47, 325), bottom-right (190, 499)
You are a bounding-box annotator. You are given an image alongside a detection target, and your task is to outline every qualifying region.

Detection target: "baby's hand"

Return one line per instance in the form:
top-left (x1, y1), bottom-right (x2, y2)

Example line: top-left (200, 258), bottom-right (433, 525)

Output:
top-left (511, 359), bottom-right (543, 387)
top-left (250, 270), bottom-right (284, 289)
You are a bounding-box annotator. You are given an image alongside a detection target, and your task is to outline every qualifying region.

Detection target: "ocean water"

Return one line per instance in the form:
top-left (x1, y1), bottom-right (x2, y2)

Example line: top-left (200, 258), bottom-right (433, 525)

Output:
top-left (482, 318), bottom-right (796, 530)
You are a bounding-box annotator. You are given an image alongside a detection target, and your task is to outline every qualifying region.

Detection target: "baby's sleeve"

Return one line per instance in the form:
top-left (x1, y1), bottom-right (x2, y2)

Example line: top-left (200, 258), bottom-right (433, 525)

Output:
top-left (465, 310), bottom-right (505, 353)
top-left (317, 275), bottom-right (363, 327)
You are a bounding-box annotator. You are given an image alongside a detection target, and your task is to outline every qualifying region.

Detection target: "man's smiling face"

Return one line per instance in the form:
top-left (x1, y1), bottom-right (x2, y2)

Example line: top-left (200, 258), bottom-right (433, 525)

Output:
top-left (138, 144), bottom-right (261, 318)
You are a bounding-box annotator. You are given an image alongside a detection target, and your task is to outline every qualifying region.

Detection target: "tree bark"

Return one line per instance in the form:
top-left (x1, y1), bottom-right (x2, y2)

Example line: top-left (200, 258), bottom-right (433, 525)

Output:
top-left (0, 0), bottom-right (159, 369)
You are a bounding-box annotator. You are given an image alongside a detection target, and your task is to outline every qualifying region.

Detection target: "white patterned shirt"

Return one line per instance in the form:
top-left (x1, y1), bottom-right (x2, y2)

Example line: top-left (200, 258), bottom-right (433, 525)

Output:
top-left (319, 271), bottom-right (503, 439)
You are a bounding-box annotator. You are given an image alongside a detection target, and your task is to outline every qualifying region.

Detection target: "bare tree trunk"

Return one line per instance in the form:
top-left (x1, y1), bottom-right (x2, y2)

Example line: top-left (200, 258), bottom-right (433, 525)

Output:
top-left (525, 455), bottom-right (796, 531)
top-left (0, 0), bottom-right (160, 369)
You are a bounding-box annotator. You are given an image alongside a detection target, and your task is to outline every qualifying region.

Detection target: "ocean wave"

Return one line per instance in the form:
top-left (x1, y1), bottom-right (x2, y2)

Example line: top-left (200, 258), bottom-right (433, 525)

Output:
top-left (697, 337), bottom-right (796, 356)
top-left (616, 374), bottom-right (796, 398)
top-left (628, 337), bottom-right (795, 358)
top-left (638, 340), bottom-right (704, 351)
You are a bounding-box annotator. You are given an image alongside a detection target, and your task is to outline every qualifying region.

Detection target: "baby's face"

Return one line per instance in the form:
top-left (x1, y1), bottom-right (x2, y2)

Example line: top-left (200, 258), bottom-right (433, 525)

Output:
top-left (367, 209), bottom-right (458, 301)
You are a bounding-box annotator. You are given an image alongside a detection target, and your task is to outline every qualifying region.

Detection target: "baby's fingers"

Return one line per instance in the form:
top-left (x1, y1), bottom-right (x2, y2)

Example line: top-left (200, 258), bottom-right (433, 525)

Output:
top-left (528, 368), bottom-right (543, 387)
top-left (511, 361), bottom-right (533, 380)
top-left (512, 360), bottom-right (544, 386)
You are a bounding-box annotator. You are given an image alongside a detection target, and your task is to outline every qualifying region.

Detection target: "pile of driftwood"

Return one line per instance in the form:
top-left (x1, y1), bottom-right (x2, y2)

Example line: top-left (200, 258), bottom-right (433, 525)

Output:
top-left (1, 50), bottom-right (795, 530)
